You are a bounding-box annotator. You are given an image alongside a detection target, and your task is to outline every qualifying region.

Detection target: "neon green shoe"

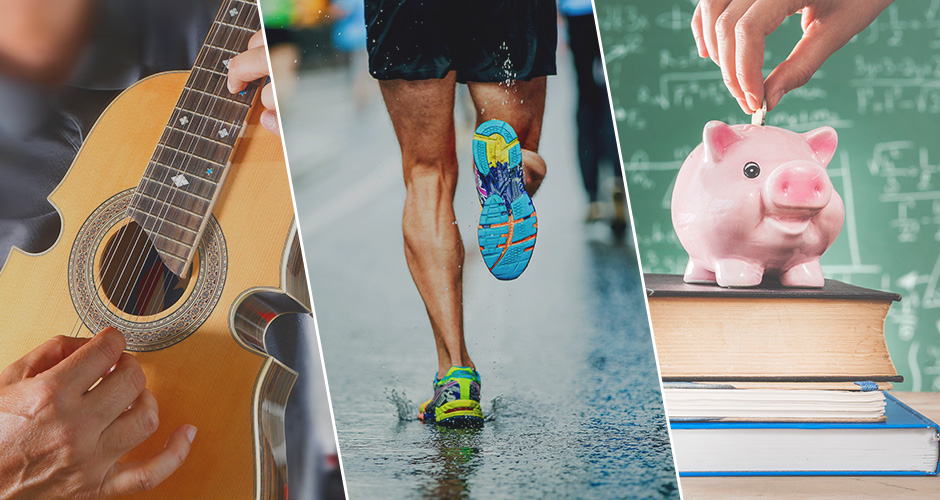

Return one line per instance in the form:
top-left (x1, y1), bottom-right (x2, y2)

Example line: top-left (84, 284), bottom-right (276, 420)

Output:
top-left (417, 367), bottom-right (484, 429)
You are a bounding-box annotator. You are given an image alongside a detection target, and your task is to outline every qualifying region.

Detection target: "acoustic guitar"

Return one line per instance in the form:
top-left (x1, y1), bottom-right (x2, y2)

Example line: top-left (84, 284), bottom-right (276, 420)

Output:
top-left (0, 1), bottom-right (309, 498)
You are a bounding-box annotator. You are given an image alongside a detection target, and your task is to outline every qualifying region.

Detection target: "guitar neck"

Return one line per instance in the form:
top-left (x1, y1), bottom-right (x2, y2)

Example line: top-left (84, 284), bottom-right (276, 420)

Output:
top-left (128, 0), bottom-right (262, 278)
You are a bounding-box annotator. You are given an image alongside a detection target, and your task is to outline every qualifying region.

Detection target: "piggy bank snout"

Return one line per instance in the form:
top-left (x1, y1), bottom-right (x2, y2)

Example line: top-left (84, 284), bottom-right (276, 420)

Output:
top-left (764, 164), bottom-right (832, 212)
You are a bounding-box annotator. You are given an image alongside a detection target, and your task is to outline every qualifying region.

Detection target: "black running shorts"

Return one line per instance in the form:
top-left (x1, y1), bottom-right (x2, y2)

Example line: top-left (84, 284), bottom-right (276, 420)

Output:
top-left (365, 0), bottom-right (557, 83)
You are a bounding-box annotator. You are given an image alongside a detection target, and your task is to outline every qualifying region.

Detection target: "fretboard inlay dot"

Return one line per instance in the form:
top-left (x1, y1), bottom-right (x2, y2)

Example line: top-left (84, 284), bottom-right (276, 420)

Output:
top-left (171, 174), bottom-right (190, 188)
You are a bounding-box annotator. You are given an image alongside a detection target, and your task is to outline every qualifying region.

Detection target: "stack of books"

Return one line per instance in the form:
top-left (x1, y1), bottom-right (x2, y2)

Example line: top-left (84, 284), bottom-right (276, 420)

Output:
top-left (646, 274), bottom-right (940, 476)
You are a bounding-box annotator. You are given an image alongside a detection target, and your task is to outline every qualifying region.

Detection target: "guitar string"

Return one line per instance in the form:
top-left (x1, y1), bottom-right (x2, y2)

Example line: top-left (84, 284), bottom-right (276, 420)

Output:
top-left (136, 6), bottom-right (260, 320)
top-left (110, 7), bottom-right (250, 324)
top-left (133, 0), bottom-right (260, 319)
top-left (65, 19), bottom-right (223, 339)
top-left (68, 0), bottom-right (254, 338)
top-left (135, 0), bottom-right (262, 321)
top-left (107, 1), bottom-right (254, 327)
top-left (66, 2), bottom-right (240, 339)
top-left (66, 1), bottom-right (243, 338)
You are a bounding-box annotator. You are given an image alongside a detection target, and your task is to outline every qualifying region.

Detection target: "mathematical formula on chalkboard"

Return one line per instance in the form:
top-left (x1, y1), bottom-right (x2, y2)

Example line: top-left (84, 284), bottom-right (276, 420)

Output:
top-left (596, 0), bottom-right (940, 391)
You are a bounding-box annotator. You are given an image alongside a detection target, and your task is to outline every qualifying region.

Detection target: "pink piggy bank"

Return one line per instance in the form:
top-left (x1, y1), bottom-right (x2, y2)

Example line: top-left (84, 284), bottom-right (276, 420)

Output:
top-left (671, 121), bottom-right (844, 288)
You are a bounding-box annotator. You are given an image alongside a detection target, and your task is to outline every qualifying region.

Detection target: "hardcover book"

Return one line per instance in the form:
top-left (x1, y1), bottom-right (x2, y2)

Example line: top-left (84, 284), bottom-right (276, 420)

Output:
top-left (645, 274), bottom-right (902, 382)
top-left (669, 393), bottom-right (940, 476)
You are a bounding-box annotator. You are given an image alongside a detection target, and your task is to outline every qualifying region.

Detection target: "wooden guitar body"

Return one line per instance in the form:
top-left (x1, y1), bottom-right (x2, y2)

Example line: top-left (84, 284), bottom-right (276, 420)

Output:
top-left (0, 71), bottom-right (309, 499)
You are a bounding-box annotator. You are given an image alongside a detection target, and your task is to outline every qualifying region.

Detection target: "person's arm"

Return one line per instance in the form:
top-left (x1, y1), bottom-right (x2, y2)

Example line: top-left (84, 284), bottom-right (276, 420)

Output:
top-left (0, 329), bottom-right (195, 500)
top-left (227, 31), bottom-right (280, 136)
top-left (691, 0), bottom-right (893, 113)
top-left (0, 0), bottom-right (98, 84)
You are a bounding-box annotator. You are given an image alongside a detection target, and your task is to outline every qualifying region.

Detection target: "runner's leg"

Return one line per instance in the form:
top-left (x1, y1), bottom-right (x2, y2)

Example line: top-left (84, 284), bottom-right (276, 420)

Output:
top-left (379, 72), bottom-right (473, 377)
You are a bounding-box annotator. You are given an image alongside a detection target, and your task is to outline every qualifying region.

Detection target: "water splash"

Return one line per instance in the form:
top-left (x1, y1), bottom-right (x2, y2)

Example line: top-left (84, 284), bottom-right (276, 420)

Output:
top-left (387, 388), bottom-right (416, 422)
top-left (484, 395), bottom-right (509, 422)
top-left (388, 388), bottom-right (510, 424)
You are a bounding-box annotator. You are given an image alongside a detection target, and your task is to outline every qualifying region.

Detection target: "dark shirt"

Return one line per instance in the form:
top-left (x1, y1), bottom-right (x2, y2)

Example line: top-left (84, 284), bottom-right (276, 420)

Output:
top-left (0, 0), bottom-right (216, 259)
top-left (0, 1), bottom-right (320, 498)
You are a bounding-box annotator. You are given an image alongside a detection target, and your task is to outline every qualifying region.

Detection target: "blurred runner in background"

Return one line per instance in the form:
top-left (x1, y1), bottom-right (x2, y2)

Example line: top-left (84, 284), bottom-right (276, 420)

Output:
top-left (559, 0), bottom-right (627, 237)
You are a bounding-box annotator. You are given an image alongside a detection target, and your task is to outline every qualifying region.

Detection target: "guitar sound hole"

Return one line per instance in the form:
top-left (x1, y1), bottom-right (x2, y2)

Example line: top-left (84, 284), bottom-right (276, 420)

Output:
top-left (98, 221), bottom-right (192, 316)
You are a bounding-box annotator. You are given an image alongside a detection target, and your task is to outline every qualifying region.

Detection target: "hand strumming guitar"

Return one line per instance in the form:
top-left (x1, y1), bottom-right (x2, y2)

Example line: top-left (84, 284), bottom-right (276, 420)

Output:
top-left (227, 31), bottom-right (280, 136)
top-left (0, 329), bottom-right (195, 500)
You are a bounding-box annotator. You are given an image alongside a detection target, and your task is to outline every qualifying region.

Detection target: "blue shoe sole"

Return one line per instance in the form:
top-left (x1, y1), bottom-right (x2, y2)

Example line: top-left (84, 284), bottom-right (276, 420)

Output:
top-left (473, 120), bottom-right (537, 281)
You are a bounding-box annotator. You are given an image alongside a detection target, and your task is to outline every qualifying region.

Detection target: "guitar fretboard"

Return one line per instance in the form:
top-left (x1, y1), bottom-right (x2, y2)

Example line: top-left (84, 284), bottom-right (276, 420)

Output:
top-left (128, 0), bottom-right (261, 278)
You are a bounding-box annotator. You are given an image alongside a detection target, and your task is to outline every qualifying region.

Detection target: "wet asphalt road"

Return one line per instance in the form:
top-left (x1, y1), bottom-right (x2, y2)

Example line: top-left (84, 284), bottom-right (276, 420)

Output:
top-left (279, 50), bottom-right (678, 499)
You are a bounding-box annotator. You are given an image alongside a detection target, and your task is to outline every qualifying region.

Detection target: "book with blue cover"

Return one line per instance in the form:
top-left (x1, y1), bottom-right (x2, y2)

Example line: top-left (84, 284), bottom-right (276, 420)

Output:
top-left (670, 392), bottom-right (940, 476)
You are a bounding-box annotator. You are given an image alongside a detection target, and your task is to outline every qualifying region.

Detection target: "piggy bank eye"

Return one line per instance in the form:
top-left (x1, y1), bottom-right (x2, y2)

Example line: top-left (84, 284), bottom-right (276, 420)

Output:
top-left (743, 162), bottom-right (761, 179)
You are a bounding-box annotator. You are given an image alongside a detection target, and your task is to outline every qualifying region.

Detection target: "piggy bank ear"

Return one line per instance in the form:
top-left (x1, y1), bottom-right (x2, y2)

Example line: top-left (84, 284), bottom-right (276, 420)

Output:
top-left (801, 126), bottom-right (838, 166)
top-left (703, 121), bottom-right (742, 163)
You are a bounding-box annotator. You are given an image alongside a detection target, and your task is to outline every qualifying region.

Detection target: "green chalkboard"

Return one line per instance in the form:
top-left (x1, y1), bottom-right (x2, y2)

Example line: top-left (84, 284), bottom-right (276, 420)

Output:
top-left (595, 0), bottom-right (940, 391)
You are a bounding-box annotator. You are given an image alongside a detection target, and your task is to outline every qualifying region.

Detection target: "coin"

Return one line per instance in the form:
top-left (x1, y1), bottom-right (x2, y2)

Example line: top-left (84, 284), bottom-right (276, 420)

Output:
top-left (751, 100), bottom-right (767, 126)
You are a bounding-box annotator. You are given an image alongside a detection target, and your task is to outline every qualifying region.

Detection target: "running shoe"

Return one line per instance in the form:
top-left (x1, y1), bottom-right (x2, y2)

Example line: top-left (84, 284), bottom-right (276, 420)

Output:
top-left (417, 366), bottom-right (484, 428)
top-left (473, 119), bottom-right (538, 280)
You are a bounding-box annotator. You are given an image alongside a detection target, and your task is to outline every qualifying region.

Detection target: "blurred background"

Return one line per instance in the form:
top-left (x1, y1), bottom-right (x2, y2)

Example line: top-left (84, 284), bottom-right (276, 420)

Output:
top-left (259, 0), bottom-right (679, 498)
top-left (595, 0), bottom-right (940, 393)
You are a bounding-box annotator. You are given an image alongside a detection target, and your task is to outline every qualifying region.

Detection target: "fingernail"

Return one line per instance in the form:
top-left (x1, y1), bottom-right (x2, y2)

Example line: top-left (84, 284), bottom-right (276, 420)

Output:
top-left (186, 425), bottom-right (197, 443)
top-left (744, 91), bottom-right (759, 112)
top-left (261, 111), bottom-right (277, 130)
top-left (227, 81), bottom-right (235, 93)
top-left (770, 90), bottom-right (785, 110)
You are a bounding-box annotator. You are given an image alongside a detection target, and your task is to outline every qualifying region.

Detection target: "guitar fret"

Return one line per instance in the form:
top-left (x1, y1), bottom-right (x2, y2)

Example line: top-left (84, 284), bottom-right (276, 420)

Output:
top-left (150, 151), bottom-right (225, 185)
top-left (139, 180), bottom-right (211, 215)
top-left (219, 0), bottom-right (260, 30)
top-left (161, 128), bottom-right (234, 164)
top-left (195, 66), bottom-right (228, 78)
top-left (167, 125), bottom-right (234, 148)
top-left (205, 29), bottom-right (254, 58)
top-left (184, 86), bottom-right (250, 107)
top-left (183, 85), bottom-right (248, 107)
top-left (132, 187), bottom-right (207, 217)
top-left (145, 160), bottom-right (220, 194)
top-left (166, 110), bottom-right (240, 171)
top-left (131, 200), bottom-right (200, 236)
top-left (154, 251), bottom-right (187, 265)
top-left (215, 20), bottom-right (255, 32)
top-left (148, 232), bottom-right (196, 260)
top-left (203, 20), bottom-right (254, 56)
top-left (201, 43), bottom-right (238, 56)
top-left (172, 107), bottom-right (237, 129)
top-left (175, 91), bottom-right (250, 129)
top-left (158, 141), bottom-right (227, 166)
top-left (132, 210), bottom-right (198, 247)
top-left (140, 168), bottom-right (217, 202)
top-left (187, 66), bottom-right (255, 108)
